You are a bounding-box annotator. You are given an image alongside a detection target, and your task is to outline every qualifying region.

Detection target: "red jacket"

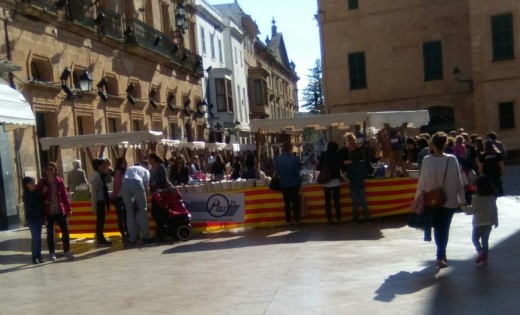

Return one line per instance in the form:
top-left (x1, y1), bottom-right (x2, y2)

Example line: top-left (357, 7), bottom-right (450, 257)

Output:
top-left (36, 176), bottom-right (72, 216)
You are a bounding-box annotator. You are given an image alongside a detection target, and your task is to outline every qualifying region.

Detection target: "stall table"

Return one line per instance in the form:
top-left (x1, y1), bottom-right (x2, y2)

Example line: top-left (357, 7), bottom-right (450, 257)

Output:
top-left (65, 177), bottom-right (417, 238)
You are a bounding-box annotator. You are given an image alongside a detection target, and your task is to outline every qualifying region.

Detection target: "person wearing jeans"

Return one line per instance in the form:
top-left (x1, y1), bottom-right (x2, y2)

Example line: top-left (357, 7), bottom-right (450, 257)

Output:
top-left (121, 161), bottom-right (153, 245)
top-left (36, 162), bottom-right (74, 261)
top-left (347, 149), bottom-right (370, 223)
top-left (275, 142), bottom-right (302, 225)
top-left (415, 132), bottom-right (466, 268)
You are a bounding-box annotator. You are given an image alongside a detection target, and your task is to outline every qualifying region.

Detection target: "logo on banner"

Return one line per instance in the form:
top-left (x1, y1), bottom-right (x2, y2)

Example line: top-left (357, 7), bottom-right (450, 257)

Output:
top-left (206, 194), bottom-right (240, 218)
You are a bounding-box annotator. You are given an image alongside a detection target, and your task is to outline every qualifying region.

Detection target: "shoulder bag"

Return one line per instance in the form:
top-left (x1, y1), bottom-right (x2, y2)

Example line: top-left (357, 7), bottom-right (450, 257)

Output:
top-left (423, 158), bottom-right (449, 209)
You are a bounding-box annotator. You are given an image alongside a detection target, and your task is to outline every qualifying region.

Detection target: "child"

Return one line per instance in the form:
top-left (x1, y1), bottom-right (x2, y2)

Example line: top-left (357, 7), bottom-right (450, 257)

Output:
top-left (463, 175), bottom-right (498, 265)
top-left (347, 149), bottom-right (370, 223)
top-left (22, 177), bottom-right (45, 264)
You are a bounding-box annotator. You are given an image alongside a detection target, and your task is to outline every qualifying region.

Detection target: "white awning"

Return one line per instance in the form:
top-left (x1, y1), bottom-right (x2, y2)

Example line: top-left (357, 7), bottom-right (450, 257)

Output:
top-left (367, 110), bottom-right (430, 130)
top-left (250, 112), bottom-right (367, 132)
top-left (39, 131), bottom-right (163, 150)
top-left (0, 83), bottom-right (36, 130)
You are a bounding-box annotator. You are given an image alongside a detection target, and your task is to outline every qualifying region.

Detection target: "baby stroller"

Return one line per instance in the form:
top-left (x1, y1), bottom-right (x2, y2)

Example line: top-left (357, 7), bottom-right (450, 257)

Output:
top-left (151, 187), bottom-right (192, 241)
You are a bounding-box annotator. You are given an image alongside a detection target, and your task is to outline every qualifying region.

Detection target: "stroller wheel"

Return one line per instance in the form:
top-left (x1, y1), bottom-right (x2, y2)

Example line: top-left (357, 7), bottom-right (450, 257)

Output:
top-left (176, 225), bottom-right (192, 241)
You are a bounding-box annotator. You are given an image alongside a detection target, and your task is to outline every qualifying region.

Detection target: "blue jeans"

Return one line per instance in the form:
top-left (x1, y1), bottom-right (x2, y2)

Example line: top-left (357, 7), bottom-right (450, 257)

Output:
top-left (427, 207), bottom-right (454, 260)
top-left (122, 179), bottom-right (149, 242)
top-left (46, 213), bottom-right (70, 254)
top-left (114, 197), bottom-right (128, 239)
top-left (324, 186), bottom-right (341, 222)
top-left (27, 220), bottom-right (43, 260)
top-left (472, 225), bottom-right (492, 254)
top-left (350, 186), bottom-right (369, 221)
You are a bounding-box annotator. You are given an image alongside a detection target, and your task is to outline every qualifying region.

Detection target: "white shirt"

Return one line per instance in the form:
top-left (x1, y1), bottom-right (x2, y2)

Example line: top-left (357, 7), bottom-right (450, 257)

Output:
top-left (415, 154), bottom-right (465, 209)
top-left (123, 165), bottom-right (150, 184)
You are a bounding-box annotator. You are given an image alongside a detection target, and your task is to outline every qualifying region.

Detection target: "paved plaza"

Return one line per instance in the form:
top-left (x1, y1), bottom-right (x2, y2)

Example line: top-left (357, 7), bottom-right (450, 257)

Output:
top-left (1, 167), bottom-right (520, 315)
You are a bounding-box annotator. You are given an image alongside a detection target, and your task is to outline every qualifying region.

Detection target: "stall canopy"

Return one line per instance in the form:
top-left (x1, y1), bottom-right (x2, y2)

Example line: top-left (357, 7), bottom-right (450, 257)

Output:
top-left (250, 112), bottom-right (367, 132)
top-left (0, 83), bottom-right (36, 130)
top-left (367, 110), bottom-right (430, 130)
top-left (39, 131), bottom-right (163, 150)
top-left (250, 111), bottom-right (430, 133)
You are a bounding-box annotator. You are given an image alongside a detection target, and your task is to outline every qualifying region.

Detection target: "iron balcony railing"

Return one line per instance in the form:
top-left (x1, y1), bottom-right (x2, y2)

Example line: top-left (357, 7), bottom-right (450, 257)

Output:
top-left (98, 8), bottom-right (123, 39)
top-left (67, 0), bottom-right (96, 29)
top-left (25, 0), bottom-right (58, 14)
top-left (125, 18), bottom-right (177, 57)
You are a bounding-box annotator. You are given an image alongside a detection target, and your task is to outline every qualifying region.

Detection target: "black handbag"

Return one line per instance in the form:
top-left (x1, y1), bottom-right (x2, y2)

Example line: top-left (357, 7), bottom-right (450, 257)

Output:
top-left (269, 173), bottom-right (281, 191)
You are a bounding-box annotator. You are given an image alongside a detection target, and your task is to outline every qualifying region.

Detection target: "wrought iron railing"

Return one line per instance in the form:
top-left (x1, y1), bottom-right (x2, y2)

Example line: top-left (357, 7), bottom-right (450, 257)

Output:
top-left (25, 0), bottom-right (58, 14)
top-left (67, 0), bottom-right (96, 29)
top-left (99, 8), bottom-right (123, 39)
top-left (125, 18), bottom-right (177, 57)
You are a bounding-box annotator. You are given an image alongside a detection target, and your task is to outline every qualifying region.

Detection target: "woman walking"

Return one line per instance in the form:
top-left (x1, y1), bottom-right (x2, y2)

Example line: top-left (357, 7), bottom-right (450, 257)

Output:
top-left (149, 153), bottom-right (171, 240)
top-left (22, 177), bottom-right (45, 264)
top-left (415, 132), bottom-right (465, 268)
top-left (36, 162), bottom-right (74, 261)
top-left (275, 142), bottom-right (302, 226)
top-left (91, 159), bottom-right (110, 245)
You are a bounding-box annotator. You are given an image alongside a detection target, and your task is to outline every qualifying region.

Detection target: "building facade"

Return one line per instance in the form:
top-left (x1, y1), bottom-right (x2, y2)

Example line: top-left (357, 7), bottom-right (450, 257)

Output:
top-left (0, 0), bottom-right (203, 228)
top-left (318, 0), bottom-right (520, 153)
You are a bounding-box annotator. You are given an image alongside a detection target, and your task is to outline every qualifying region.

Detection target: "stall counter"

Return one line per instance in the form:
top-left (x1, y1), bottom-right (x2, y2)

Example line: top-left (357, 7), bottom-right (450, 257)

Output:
top-left (64, 177), bottom-right (418, 238)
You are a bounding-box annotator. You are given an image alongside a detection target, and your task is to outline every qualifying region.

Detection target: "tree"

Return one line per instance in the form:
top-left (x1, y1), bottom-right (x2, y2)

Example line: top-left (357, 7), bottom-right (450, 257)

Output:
top-left (301, 59), bottom-right (324, 114)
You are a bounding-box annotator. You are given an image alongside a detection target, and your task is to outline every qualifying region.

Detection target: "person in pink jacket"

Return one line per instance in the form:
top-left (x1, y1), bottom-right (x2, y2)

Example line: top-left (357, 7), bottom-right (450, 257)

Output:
top-left (36, 162), bottom-right (74, 261)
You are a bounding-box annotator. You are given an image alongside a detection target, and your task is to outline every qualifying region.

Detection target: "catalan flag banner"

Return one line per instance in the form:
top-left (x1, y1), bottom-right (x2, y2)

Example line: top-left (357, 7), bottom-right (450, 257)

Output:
top-left (64, 178), bottom-right (418, 238)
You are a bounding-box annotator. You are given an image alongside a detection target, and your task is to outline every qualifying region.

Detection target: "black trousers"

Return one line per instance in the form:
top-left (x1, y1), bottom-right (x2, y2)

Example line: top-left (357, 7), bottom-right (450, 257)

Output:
top-left (151, 199), bottom-right (168, 238)
top-left (95, 200), bottom-right (106, 241)
top-left (281, 186), bottom-right (300, 223)
top-left (46, 213), bottom-right (70, 253)
top-left (323, 186), bottom-right (341, 222)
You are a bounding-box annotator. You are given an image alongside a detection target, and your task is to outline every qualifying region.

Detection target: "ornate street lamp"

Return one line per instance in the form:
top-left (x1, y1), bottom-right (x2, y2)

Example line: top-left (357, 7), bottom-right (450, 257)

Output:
top-left (175, 3), bottom-right (188, 34)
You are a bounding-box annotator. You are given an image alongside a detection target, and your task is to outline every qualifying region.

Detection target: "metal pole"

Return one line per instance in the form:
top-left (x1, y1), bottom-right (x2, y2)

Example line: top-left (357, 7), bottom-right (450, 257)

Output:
top-left (3, 8), bottom-right (15, 89)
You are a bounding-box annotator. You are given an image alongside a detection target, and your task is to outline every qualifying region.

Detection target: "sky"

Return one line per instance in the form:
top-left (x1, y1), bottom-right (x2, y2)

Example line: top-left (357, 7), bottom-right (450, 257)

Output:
top-left (207, 0), bottom-right (321, 109)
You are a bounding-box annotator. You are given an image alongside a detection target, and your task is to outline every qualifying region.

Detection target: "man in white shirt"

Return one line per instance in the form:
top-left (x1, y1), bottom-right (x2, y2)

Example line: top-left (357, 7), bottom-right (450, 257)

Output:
top-left (121, 161), bottom-right (153, 245)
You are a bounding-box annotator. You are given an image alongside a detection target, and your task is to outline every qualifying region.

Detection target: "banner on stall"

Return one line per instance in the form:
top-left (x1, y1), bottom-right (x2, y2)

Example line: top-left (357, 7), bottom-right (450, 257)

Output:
top-left (184, 192), bottom-right (245, 222)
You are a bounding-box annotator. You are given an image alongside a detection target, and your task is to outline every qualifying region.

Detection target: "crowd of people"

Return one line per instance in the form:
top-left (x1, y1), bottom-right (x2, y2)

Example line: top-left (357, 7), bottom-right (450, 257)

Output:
top-left (21, 127), bottom-right (506, 266)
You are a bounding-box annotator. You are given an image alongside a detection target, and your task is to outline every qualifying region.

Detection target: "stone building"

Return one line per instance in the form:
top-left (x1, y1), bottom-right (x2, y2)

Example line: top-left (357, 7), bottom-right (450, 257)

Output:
top-left (318, 0), bottom-right (520, 154)
top-left (0, 0), bottom-right (203, 228)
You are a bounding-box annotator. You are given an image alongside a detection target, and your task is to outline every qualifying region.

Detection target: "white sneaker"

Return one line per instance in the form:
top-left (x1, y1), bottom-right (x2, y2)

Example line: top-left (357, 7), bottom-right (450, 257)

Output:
top-left (64, 251), bottom-right (75, 261)
top-left (49, 253), bottom-right (57, 262)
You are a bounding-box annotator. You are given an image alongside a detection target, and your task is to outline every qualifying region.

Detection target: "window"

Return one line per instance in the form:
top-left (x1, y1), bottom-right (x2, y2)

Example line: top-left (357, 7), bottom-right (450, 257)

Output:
top-left (491, 13), bottom-right (515, 61)
top-left (254, 80), bottom-right (264, 106)
top-left (348, 51), bottom-right (367, 90)
top-left (240, 51), bottom-right (243, 67)
top-left (210, 33), bottom-right (216, 59)
top-left (169, 122), bottom-right (177, 139)
top-left (423, 40), bottom-right (444, 81)
top-left (200, 26), bottom-right (206, 55)
top-left (234, 47), bottom-right (238, 64)
top-left (132, 120), bottom-right (140, 131)
top-left (499, 102), bottom-right (515, 129)
top-left (215, 78), bottom-right (233, 112)
top-left (348, 0), bottom-right (358, 10)
top-left (218, 39), bottom-right (223, 63)
top-left (107, 118), bottom-right (118, 133)
top-left (161, 2), bottom-right (170, 34)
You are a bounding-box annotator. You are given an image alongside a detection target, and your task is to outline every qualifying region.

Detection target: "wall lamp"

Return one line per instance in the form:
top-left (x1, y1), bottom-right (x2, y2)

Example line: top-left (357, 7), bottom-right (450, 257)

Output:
top-left (94, 12), bottom-right (105, 25)
top-left (77, 70), bottom-right (93, 92)
top-left (197, 100), bottom-right (207, 114)
top-left (452, 67), bottom-right (474, 91)
top-left (60, 67), bottom-right (75, 101)
top-left (148, 88), bottom-right (158, 109)
top-left (97, 77), bottom-right (108, 102)
top-left (183, 98), bottom-right (191, 115)
top-left (126, 83), bottom-right (136, 105)
top-left (175, 3), bottom-right (188, 35)
top-left (153, 36), bottom-right (162, 46)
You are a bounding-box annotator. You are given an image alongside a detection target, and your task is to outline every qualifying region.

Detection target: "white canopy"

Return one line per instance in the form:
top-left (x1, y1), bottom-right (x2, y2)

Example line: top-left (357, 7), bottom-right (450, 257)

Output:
top-left (39, 131), bottom-right (163, 150)
top-left (249, 112), bottom-right (367, 132)
top-left (367, 110), bottom-right (430, 130)
top-left (250, 111), bottom-right (430, 133)
top-left (0, 83), bottom-right (36, 130)
top-left (177, 141), bottom-right (205, 150)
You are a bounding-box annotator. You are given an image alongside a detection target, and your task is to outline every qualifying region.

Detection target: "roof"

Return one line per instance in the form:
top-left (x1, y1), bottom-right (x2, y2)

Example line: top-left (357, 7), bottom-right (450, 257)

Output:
top-left (266, 33), bottom-right (291, 69)
top-left (0, 83), bottom-right (36, 130)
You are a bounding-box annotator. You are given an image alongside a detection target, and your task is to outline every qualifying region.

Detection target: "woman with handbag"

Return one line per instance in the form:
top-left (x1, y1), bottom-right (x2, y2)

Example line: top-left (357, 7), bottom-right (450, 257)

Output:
top-left (317, 141), bottom-right (343, 224)
top-left (274, 141), bottom-right (302, 226)
top-left (415, 132), bottom-right (466, 268)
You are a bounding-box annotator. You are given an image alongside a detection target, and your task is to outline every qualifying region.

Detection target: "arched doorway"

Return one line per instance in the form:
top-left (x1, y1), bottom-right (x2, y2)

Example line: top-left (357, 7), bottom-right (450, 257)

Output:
top-left (422, 106), bottom-right (455, 134)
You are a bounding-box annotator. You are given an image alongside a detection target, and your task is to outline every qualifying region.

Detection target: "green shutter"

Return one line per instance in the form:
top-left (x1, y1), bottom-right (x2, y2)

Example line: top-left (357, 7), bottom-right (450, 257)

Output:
top-left (423, 41), bottom-right (443, 81)
top-left (492, 13), bottom-right (515, 61)
top-left (499, 102), bottom-right (515, 129)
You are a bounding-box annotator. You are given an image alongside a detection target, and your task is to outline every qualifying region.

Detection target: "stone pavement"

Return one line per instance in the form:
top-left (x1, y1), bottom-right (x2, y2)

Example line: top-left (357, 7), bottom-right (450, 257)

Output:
top-left (1, 172), bottom-right (520, 314)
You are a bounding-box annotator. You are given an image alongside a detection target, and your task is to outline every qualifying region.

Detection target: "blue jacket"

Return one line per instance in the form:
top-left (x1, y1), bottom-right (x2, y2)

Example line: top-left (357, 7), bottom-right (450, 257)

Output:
top-left (23, 190), bottom-right (45, 223)
top-left (274, 152), bottom-right (302, 188)
top-left (347, 159), bottom-right (367, 189)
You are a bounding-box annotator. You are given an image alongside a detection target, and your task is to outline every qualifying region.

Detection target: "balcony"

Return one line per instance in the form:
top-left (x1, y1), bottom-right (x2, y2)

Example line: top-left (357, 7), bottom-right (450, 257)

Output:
top-left (98, 8), bottom-right (123, 40)
top-left (67, 1), bottom-right (96, 30)
top-left (125, 18), bottom-right (176, 58)
top-left (23, 0), bottom-right (58, 13)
